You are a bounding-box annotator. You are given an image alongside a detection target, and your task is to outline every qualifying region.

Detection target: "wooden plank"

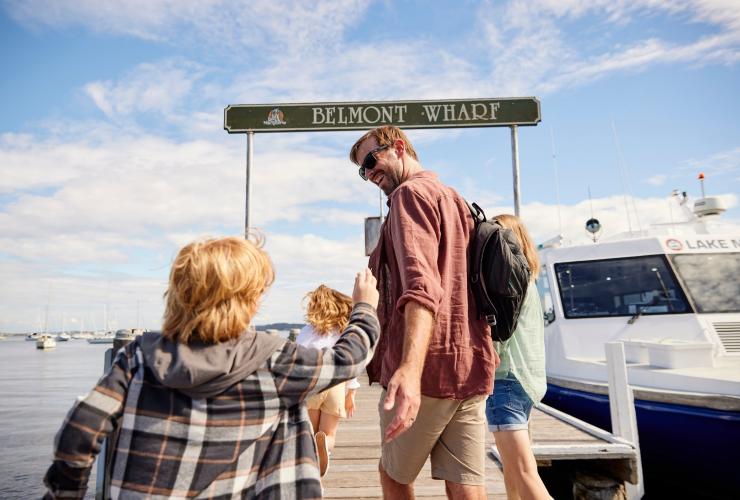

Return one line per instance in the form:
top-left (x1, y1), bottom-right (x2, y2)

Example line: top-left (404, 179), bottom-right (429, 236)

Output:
top-left (321, 375), bottom-right (636, 499)
top-left (322, 378), bottom-right (507, 499)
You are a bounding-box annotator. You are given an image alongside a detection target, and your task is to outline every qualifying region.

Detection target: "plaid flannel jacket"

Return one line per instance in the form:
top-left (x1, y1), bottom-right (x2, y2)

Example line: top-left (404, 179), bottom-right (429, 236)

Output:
top-left (44, 303), bottom-right (379, 499)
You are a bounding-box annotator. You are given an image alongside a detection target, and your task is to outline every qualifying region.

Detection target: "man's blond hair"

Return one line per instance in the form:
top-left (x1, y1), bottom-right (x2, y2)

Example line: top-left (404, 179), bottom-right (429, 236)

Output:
top-left (162, 235), bottom-right (274, 344)
top-left (349, 125), bottom-right (419, 165)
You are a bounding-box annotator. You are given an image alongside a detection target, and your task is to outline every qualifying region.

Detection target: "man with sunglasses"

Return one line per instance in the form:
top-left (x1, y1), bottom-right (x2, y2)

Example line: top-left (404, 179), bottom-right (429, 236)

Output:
top-left (349, 126), bottom-right (498, 500)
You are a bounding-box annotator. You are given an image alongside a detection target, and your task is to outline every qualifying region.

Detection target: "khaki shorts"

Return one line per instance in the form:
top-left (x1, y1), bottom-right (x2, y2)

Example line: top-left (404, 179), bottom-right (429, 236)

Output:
top-left (306, 382), bottom-right (347, 418)
top-left (379, 390), bottom-right (486, 485)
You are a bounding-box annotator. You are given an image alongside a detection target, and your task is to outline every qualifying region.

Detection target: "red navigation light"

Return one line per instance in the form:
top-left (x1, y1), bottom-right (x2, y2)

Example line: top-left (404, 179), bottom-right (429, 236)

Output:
top-left (698, 172), bottom-right (705, 180)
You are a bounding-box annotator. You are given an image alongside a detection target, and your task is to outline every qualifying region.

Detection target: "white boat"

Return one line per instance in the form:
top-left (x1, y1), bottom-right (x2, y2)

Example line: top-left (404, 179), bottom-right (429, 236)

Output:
top-left (26, 332), bottom-right (41, 341)
top-left (36, 334), bottom-right (57, 349)
top-left (57, 333), bottom-right (71, 341)
top-left (87, 332), bottom-right (115, 344)
top-left (536, 191), bottom-right (739, 497)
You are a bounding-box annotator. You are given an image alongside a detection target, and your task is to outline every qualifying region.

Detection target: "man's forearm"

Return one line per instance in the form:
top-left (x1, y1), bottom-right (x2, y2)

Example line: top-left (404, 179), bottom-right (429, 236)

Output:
top-left (400, 301), bottom-right (435, 376)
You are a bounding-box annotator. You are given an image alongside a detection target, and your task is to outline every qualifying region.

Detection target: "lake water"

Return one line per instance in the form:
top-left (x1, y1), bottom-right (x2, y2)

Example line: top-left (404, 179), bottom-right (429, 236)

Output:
top-left (0, 337), bottom-right (111, 499)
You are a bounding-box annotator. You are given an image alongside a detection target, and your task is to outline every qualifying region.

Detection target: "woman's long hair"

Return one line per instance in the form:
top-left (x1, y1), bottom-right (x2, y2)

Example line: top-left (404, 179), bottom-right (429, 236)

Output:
top-left (494, 214), bottom-right (541, 280)
top-left (303, 285), bottom-right (353, 335)
top-left (162, 235), bottom-right (274, 344)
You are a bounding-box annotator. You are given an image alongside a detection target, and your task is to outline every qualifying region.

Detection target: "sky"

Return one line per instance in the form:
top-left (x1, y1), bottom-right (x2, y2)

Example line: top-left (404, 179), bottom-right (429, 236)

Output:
top-left (1, 0), bottom-right (739, 333)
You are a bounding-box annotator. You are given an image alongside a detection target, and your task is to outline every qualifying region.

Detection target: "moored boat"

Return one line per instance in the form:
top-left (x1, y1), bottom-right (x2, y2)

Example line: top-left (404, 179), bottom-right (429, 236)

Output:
top-left (87, 331), bottom-right (115, 344)
top-left (536, 191), bottom-right (739, 497)
top-left (36, 334), bottom-right (57, 350)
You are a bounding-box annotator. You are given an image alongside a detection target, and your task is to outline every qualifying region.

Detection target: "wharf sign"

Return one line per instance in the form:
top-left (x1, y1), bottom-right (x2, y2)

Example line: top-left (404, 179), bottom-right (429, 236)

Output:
top-left (224, 98), bottom-right (541, 133)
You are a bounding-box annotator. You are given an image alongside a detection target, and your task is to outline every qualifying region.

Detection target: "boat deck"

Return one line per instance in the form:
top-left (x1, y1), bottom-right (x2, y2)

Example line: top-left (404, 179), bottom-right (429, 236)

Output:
top-left (322, 376), bottom-right (638, 498)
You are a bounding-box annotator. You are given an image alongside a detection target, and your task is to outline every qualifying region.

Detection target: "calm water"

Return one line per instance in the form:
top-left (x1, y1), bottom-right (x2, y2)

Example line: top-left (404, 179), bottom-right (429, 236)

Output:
top-left (0, 337), bottom-right (111, 499)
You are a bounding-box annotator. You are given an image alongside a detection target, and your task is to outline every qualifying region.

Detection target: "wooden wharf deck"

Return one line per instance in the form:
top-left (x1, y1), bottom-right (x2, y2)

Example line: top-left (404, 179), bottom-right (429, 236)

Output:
top-left (322, 376), bottom-right (638, 499)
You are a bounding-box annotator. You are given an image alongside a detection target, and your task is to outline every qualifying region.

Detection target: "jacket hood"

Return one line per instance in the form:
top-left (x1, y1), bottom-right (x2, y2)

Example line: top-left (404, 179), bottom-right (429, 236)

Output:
top-left (138, 329), bottom-right (286, 399)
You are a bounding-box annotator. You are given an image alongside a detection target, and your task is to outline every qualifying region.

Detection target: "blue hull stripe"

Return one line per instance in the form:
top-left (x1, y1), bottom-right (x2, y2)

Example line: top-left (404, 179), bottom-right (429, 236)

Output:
top-left (544, 383), bottom-right (740, 498)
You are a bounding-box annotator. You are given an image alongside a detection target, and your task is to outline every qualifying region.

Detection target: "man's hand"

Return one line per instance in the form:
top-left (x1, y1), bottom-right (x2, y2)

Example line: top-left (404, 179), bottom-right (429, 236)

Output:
top-left (345, 389), bottom-right (356, 418)
top-left (382, 364), bottom-right (421, 443)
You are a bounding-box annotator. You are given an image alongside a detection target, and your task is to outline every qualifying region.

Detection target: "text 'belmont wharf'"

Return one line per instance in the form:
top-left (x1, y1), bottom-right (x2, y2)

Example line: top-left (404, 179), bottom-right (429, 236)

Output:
top-left (311, 102), bottom-right (503, 126)
top-left (224, 98), bottom-right (541, 133)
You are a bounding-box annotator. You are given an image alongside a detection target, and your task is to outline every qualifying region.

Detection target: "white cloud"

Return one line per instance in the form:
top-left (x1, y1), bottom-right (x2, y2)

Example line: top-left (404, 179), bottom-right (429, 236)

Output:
top-left (3, 190), bottom-right (737, 333)
top-left (4, 0), bottom-right (371, 56)
top-left (681, 146), bottom-right (740, 177)
top-left (476, 0), bottom-right (740, 95)
top-left (0, 123), bottom-right (380, 332)
top-left (645, 174), bottom-right (668, 186)
top-left (485, 192), bottom-right (739, 245)
top-left (2, 0), bottom-right (740, 334)
top-left (83, 60), bottom-right (206, 118)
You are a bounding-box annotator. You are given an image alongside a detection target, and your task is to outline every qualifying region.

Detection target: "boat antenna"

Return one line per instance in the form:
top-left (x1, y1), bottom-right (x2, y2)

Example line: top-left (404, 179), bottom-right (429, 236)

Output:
top-left (698, 172), bottom-right (706, 198)
top-left (44, 283), bottom-right (51, 334)
top-left (610, 120), bottom-right (640, 235)
top-left (588, 186), bottom-right (595, 218)
top-left (550, 127), bottom-right (563, 236)
top-left (585, 187), bottom-right (602, 243)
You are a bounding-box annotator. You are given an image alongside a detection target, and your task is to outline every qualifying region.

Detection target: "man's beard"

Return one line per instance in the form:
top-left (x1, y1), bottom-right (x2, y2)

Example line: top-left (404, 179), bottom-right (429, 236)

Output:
top-left (381, 172), bottom-right (400, 196)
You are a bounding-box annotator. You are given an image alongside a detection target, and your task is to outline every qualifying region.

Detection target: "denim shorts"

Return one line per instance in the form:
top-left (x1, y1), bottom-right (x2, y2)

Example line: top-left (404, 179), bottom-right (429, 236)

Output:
top-left (485, 376), bottom-right (534, 432)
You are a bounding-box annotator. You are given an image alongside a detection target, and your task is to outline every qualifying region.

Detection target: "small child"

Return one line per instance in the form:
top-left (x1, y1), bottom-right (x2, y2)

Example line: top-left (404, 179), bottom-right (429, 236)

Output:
top-left (296, 285), bottom-right (360, 477)
top-left (43, 236), bottom-right (379, 499)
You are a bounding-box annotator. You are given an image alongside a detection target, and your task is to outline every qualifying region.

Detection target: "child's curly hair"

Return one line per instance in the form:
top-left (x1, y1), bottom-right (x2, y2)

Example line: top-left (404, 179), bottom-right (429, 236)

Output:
top-left (303, 284), bottom-right (353, 335)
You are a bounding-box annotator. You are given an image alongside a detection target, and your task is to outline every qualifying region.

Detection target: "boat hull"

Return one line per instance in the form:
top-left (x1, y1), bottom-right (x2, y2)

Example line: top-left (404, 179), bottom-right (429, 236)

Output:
top-left (544, 382), bottom-right (740, 498)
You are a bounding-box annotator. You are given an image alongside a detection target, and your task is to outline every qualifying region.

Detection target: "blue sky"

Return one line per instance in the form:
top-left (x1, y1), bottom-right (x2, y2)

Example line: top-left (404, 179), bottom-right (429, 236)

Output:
top-left (1, 0), bottom-right (739, 332)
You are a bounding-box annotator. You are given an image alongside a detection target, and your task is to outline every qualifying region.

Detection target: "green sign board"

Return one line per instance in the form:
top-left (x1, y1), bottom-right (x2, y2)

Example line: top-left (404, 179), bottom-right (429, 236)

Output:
top-left (224, 97), bottom-right (540, 133)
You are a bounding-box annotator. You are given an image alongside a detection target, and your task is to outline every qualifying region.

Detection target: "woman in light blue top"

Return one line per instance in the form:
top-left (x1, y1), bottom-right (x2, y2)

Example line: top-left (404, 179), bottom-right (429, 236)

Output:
top-left (485, 214), bottom-right (550, 500)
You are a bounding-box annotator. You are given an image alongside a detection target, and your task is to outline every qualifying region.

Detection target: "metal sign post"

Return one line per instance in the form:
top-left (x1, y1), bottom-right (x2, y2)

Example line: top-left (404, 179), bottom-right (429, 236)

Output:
top-left (511, 125), bottom-right (521, 216)
top-left (225, 97), bottom-right (541, 234)
top-left (245, 131), bottom-right (253, 237)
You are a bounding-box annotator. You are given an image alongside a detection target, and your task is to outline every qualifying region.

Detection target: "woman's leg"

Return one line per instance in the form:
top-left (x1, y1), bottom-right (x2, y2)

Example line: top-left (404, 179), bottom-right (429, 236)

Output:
top-left (494, 430), bottom-right (550, 500)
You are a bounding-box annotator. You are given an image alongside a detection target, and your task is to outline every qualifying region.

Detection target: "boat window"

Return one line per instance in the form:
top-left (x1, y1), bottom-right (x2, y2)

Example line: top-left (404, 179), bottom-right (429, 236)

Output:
top-left (536, 269), bottom-right (556, 325)
top-left (670, 253), bottom-right (740, 313)
top-left (555, 256), bottom-right (691, 319)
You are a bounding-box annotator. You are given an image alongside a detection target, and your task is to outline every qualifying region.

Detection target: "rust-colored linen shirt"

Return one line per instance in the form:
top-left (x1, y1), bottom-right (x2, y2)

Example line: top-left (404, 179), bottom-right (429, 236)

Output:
top-left (367, 171), bottom-right (494, 399)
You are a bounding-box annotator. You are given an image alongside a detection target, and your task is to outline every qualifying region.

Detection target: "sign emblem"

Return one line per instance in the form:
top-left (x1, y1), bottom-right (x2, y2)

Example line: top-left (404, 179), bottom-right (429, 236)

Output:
top-left (665, 238), bottom-right (683, 251)
top-left (263, 108), bottom-right (286, 126)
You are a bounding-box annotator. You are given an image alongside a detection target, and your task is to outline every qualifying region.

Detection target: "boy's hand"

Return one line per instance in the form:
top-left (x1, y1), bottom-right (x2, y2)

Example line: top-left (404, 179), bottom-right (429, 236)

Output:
top-left (352, 268), bottom-right (378, 308)
top-left (345, 389), bottom-right (356, 418)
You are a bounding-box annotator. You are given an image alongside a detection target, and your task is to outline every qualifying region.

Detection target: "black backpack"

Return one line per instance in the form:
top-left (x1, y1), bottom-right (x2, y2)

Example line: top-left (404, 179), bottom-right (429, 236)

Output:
top-left (467, 202), bottom-right (531, 342)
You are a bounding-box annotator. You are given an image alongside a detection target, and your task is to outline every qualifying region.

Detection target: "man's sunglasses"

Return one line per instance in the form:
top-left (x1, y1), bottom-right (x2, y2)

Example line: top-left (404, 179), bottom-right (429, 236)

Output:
top-left (358, 144), bottom-right (390, 180)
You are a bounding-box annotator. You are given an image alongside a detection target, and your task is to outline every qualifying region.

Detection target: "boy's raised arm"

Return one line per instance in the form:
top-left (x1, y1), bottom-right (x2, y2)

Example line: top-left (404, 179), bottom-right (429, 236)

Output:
top-left (272, 269), bottom-right (380, 406)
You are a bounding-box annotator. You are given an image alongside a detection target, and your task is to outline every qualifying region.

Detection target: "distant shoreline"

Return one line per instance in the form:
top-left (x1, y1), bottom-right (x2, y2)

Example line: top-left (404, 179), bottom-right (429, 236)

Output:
top-left (1, 323), bottom-right (307, 337)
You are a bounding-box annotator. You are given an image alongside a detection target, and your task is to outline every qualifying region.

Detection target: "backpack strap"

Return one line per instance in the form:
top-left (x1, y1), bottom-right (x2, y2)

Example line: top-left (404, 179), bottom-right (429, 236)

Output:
top-left (466, 201), bottom-right (487, 286)
top-left (467, 201), bottom-right (486, 224)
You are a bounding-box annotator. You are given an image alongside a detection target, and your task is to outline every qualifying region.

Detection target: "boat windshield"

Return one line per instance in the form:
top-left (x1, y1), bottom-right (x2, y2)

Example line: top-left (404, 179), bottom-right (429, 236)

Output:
top-left (669, 253), bottom-right (740, 313)
top-left (555, 255), bottom-right (691, 318)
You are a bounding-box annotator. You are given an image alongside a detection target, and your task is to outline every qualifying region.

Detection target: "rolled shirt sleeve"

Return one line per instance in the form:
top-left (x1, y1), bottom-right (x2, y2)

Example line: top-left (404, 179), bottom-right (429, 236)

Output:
top-left (390, 187), bottom-right (445, 316)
